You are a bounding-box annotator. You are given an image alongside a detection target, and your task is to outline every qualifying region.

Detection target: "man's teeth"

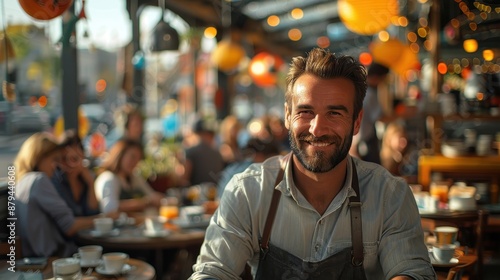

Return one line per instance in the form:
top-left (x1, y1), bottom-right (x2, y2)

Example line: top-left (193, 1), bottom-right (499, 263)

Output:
top-left (308, 142), bottom-right (329, 147)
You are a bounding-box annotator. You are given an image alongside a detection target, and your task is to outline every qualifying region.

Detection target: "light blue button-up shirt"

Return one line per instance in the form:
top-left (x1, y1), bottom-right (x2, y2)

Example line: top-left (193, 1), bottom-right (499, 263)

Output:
top-left (191, 155), bottom-right (436, 280)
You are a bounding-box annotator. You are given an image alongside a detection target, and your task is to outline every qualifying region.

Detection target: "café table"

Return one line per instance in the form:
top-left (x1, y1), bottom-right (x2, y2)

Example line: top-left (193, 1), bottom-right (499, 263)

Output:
top-left (420, 208), bottom-right (487, 279)
top-left (75, 221), bottom-right (206, 279)
top-left (0, 256), bottom-right (155, 280)
top-left (431, 249), bottom-right (478, 280)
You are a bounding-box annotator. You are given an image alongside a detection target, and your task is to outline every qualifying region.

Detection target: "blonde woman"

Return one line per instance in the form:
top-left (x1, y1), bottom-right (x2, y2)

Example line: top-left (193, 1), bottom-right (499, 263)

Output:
top-left (14, 132), bottom-right (115, 257)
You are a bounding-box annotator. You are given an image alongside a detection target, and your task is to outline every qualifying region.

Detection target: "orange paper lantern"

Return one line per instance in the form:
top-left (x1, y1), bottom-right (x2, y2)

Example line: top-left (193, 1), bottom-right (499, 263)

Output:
top-left (338, 0), bottom-right (399, 35)
top-left (19, 0), bottom-right (73, 20)
top-left (248, 52), bottom-right (284, 88)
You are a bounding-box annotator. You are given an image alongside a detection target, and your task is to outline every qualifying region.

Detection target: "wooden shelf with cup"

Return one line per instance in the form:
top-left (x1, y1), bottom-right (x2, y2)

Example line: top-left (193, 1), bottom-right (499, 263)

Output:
top-left (418, 155), bottom-right (500, 204)
top-left (419, 114), bottom-right (500, 204)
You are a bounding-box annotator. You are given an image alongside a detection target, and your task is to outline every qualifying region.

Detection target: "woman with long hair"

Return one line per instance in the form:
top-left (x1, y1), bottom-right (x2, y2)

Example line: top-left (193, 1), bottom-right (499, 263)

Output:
top-left (95, 138), bottom-right (163, 214)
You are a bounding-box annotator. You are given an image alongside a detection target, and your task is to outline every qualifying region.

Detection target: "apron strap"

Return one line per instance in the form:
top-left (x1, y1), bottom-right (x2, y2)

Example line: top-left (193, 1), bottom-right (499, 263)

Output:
top-left (260, 159), bottom-right (364, 267)
top-left (349, 160), bottom-right (364, 266)
top-left (260, 167), bottom-right (284, 252)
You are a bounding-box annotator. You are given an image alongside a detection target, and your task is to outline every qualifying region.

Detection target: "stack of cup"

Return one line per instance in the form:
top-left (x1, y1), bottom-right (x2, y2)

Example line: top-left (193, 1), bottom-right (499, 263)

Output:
top-left (432, 226), bottom-right (459, 263)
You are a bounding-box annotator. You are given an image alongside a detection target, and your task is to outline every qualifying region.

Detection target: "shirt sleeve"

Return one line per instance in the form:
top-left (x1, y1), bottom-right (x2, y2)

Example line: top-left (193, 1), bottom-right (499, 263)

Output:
top-left (95, 171), bottom-right (120, 213)
top-left (31, 174), bottom-right (75, 234)
top-left (378, 179), bottom-right (436, 279)
top-left (190, 175), bottom-right (254, 280)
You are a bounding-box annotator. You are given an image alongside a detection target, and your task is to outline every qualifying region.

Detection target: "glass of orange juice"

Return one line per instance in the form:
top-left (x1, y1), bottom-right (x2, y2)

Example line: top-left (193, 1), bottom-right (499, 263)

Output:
top-left (160, 197), bottom-right (179, 220)
top-left (430, 182), bottom-right (449, 203)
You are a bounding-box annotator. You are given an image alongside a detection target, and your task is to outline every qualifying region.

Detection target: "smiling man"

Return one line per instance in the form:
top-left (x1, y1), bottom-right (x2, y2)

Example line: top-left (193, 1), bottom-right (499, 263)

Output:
top-left (190, 48), bottom-right (436, 280)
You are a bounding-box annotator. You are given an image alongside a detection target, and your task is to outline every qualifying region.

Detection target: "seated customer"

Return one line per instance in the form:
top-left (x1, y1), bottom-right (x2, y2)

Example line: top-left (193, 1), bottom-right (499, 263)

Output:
top-left (52, 130), bottom-right (100, 216)
top-left (14, 132), bottom-right (113, 258)
top-left (95, 138), bottom-right (163, 214)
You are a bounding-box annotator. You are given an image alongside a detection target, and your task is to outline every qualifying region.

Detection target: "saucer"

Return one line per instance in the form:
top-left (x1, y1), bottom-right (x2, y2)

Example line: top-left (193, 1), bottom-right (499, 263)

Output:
top-left (95, 264), bottom-right (133, 276)
top-left (90, 228), bottom-right (120, 237)
top-left (80, 259), bottom-right (102, 268)
top-left (143, 229), bottom-right (169, 238)
top-left (431, 257), bottom-right (459, 267)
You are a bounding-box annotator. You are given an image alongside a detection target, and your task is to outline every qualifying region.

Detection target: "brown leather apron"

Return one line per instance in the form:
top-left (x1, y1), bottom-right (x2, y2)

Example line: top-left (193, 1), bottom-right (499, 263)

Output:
top-left (255, 160), bottom-right (367, 280)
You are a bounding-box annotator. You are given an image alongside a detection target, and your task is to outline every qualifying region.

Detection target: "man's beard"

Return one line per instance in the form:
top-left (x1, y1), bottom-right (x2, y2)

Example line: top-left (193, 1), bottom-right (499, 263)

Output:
top-left (289, 127), bottom-right (353, 173)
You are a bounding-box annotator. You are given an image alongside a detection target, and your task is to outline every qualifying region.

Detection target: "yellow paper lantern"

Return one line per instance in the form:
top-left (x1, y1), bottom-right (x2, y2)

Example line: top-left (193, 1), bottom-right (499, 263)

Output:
top-left (338, 0), bottom-right (399, 35)
top-left (370, 39), bottom-right (420, 80)
top-left (210, 39), bottom-right (246, 72)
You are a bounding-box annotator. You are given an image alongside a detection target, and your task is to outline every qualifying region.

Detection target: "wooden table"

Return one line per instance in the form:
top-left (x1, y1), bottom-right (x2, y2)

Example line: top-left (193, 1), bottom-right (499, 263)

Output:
top-left (433, 251), bottom-right (477, 280)
top-left (75, 223), bottom-right (206, 279)
top-left (420, 209), bottom-right (487, 280)
top-left (0, 257), bottom-right (155, 280)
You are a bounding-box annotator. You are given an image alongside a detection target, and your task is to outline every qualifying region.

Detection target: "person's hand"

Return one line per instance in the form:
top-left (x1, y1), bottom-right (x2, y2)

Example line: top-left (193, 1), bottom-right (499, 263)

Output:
top-left (104, 211), bottom-right (121, 220)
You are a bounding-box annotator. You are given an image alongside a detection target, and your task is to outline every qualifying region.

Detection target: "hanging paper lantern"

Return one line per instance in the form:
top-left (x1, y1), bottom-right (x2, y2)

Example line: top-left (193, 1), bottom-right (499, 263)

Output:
top-left (248, 52), bottom-right (284, 88)
top-left (19, 0), bottom-right (74, 20)
top-left (89, 131), bottom-right (106, 158)
top-left (338, 0), bottom-right (399, 35)
top-left (370, 39), bottom-right (420, 80)
top-left (211, 39), bottom-right (246, 72)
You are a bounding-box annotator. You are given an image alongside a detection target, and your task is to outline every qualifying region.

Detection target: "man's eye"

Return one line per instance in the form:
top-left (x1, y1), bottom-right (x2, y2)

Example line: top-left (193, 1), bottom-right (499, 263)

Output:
top-left (298, 110), bottom-right (314, 117)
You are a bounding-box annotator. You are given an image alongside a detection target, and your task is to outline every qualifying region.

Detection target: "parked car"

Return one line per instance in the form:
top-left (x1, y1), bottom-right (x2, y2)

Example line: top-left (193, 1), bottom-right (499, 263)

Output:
top-left (11, 105), bottom-right (50, 133)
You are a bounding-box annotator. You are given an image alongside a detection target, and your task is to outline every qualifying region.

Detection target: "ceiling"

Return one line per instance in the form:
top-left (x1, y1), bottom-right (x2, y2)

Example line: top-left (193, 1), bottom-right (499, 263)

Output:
top-left (126, 0), bottom-right (500, 60)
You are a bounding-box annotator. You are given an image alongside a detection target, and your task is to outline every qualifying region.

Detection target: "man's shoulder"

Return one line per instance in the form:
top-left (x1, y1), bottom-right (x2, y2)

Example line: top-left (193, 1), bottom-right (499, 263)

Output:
top-left (354, 158), bottom-right (407, 187)
top-left (230, 155), bottom-right (283, 183)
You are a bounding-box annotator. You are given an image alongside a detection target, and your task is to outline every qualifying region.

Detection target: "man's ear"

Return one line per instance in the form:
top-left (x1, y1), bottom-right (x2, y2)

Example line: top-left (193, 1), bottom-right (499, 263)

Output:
top-left (284, 102), bottom-right (291, 130)
top-left (353, 109), bottom-right (363, 135)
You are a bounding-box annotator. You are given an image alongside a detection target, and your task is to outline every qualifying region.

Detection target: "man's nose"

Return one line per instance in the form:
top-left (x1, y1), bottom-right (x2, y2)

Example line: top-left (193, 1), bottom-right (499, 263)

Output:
top-left (309, 114), bottom-right (329, 137)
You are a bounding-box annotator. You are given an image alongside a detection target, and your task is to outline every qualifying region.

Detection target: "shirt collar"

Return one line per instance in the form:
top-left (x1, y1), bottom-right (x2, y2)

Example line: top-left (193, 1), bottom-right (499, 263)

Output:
top-left (277, 154), bottom-right (358, 208)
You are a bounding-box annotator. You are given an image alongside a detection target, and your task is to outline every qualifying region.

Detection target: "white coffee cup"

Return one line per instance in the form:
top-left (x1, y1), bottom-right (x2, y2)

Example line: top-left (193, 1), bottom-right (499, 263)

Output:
top-left (52, 258), bottom-right (81, 280)
top-left (432, 244), bottom-right (457, 263)
top-left (74, 245), bottom-right (102, 266)
top-left (181, 206), bottom-right (205, 223)
top-left (434, 226), bottom-right (459, 245)
top-left (145, 216), bottom-right (166, 233)
top-left (93, 217), bottom-right (113, 234)
top-left (102, 252), bottom-right (128, 273)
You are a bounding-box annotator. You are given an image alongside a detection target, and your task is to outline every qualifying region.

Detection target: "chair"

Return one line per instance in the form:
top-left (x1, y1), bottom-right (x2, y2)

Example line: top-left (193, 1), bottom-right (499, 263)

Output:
top-left (446, 255), bottom-right (478, 280)
top-left (421, 209), bottom-right (488, 280)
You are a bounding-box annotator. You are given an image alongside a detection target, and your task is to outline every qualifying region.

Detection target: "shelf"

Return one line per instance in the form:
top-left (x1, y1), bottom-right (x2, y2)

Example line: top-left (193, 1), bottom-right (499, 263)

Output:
top-left (418, 154), bottom-right (500, 204)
